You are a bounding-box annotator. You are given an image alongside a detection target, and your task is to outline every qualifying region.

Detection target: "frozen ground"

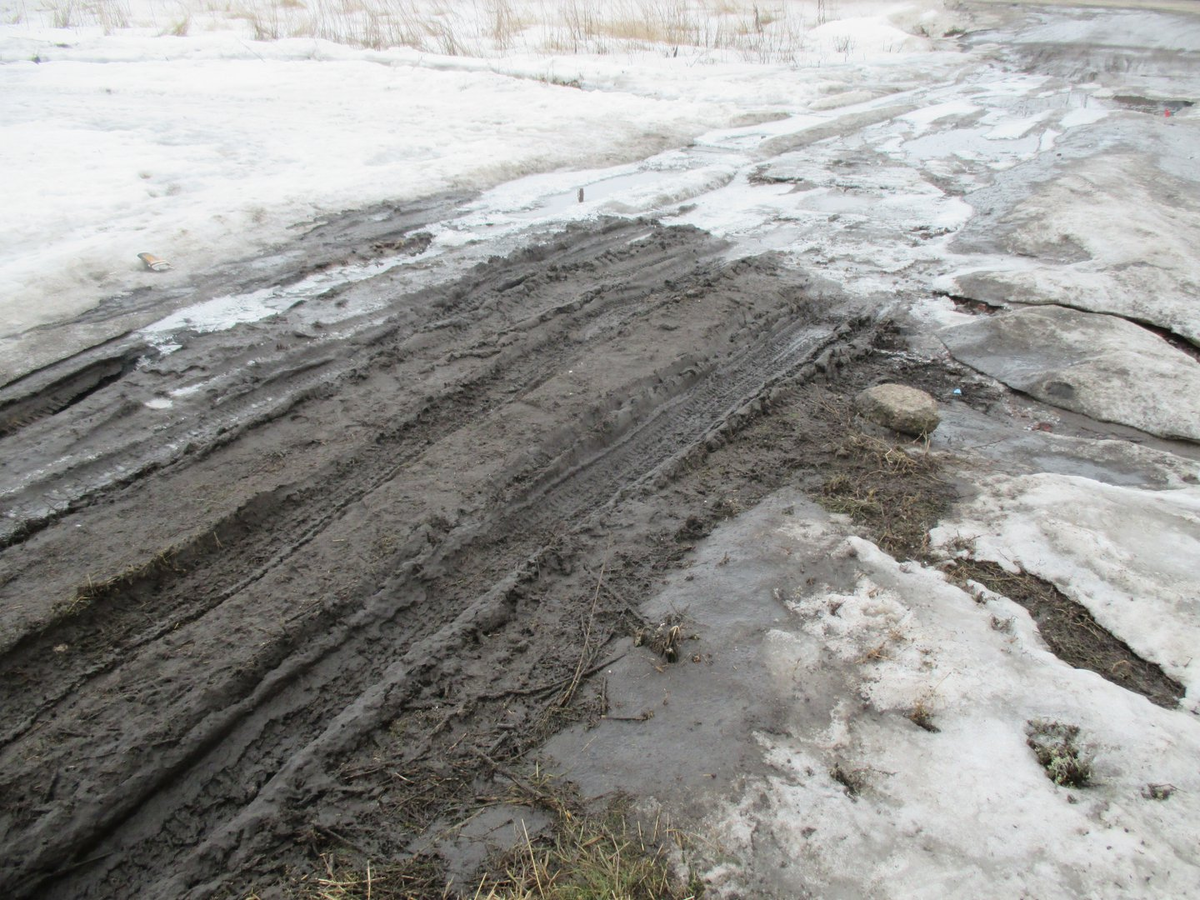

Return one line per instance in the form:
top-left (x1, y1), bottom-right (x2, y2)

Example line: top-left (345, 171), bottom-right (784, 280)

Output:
top-left (3, 1), bottom-right (1200, 898)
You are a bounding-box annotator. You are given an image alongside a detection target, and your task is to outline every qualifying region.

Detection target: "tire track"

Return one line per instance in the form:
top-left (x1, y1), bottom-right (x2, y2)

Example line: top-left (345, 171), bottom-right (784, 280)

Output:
top-left (0, 221), bottom-right (748, 896)
top-left (0, 214), bottom-right (870, 899)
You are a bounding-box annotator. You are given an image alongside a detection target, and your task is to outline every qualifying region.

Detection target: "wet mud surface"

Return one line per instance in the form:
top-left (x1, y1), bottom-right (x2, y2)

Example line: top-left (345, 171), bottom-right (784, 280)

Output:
top-left (0, 213), bottom-right (904, 898)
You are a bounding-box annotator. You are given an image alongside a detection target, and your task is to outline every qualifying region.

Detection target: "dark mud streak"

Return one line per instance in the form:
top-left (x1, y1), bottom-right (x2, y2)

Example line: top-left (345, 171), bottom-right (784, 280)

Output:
top-left (0, 350), bottom-right (142, 441)
top-left (150, 337), bottom-right (883, 900)
top-left (0, 220), bottom-right (698, 549)
top-left (956, 559), bottom-right (1184, 709)
top-left (1, 225), bottom-right (705, 706)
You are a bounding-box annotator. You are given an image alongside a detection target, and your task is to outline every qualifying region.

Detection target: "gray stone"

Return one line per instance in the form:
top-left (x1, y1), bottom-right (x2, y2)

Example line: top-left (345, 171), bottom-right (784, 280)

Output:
top-left (855, 384), bottom-right (940, 437)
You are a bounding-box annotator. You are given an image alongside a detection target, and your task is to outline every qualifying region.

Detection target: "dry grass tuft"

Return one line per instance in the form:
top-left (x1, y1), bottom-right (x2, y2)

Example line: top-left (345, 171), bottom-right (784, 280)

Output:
top-left (475, 796), bottom-right (700, 900)
top-left (40, 0), bottom-right (818, 62)
top-left (286, 789), bottom-right (699, 899)
top-left (828, 761), bottom-right (869, 797)
top-left (1026, 720), bottom-right (1092, 788)
top-left (287, 851), bottom-right (450, 899)
top-left (634, 614), bottom-right (690, 663)
top-left (819, 429), bottom-right (950, 561)
top-left (907, 698), bottom-right (938, 732)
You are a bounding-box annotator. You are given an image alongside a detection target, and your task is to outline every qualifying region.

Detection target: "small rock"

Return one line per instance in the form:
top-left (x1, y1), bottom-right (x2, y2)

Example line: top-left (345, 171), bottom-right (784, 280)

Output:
top-left (854, 384), bottom-right (940, 437)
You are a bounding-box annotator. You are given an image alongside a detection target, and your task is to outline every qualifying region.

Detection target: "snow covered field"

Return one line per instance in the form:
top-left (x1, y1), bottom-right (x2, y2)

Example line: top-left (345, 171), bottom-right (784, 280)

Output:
top-left (0, 0), bottom-right (961, 334)
top-left (4, 1), bottom-right (1200, 897)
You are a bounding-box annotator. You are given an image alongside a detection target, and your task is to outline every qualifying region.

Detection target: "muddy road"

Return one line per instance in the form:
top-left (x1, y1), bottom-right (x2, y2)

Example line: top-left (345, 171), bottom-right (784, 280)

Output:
top-left (0, 211), bottom-right (890, 897)
top-left (4, 1), bottom-right (1200, 897)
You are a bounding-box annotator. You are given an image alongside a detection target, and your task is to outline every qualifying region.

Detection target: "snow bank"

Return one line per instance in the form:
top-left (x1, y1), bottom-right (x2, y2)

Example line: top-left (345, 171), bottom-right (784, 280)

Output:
top-left (0, 0), bottom-right (964, 341)
top-left (932, 473), bottom-right (1200, 700)
top-left (0, 36), bottom-right (735, 335)
top-left (706, 529), bottom-right (1200, 898)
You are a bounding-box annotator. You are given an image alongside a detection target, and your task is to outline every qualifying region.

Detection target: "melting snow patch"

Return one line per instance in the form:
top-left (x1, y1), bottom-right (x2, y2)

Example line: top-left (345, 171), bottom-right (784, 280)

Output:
top-left (703, 528), bottom-right (1200, 899)
top-left (932, 473), bottom-right (1200, 702)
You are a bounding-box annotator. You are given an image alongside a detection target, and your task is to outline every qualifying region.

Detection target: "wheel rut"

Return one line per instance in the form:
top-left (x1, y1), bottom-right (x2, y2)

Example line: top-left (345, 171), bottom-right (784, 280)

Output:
top-left (0, 215), bottom-right (873, 899)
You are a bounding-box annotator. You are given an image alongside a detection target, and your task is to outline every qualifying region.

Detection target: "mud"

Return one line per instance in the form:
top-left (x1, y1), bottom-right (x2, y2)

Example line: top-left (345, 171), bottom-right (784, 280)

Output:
top-left (0, 211), bottom-right (889, 898)
top-left (949, 559), bottom-right (1185, 708)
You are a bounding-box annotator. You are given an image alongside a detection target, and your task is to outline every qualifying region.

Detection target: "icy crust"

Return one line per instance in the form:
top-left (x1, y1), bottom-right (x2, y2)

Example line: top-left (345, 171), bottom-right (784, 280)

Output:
top-left (938, 305), bottom-right (1200, 442)
top-left (931, 473), bottom-right (1200, 702)
top-left (942, 152), bottom-right (1200, 344)
top-left (1011, 8), bottom-right (1200, 53)
top-left (705, 532), bottom-right (1200, 899)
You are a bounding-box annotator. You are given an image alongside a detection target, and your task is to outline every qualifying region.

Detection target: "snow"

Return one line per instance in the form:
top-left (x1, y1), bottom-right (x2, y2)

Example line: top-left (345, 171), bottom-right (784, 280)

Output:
top-left (943, 151), bottom-right (1200, 343)
top-left (552, 488), bottom-right (1200, 899)
top-left (1011, 9), bottom-right (1200, 52)
top-left (1060, 106), bottom-right (1108, 128)
top-left (0, 36), bottom-right (734, 334)
top-left (706, 522), bottom-right (1200, 899)
top-left (938, 305), bottom-right (1200, 441)
top-left (899, 99), bottom-right (980, 134)
top-left (932, 474), bottom-right (1200, 702)
top-left (0, 0), bottom-right (967, 341)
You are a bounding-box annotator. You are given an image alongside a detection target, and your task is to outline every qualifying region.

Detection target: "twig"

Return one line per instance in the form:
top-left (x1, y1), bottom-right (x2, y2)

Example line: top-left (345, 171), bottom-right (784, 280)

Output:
top-left (45, 851), bottom-right (115, 880)
top-left (313, 823), bottom-right (369, 856)
top-left (602, 713), bottom-right (654, 722)
top-left (470, 749), bottom-right (564, 813)
top-left (477, 650), bottom-right (628, 702)
top-left (558, 558), bottom-right (607, 709)
top-left (522, 820), bottom-right (545, 895)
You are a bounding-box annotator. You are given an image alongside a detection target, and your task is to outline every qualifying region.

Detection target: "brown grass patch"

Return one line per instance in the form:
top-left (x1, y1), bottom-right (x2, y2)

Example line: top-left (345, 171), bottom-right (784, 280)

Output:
top-left (818, 429), bottom-right (951, 561)
top-left (951, 559), bottom-right (1184, 709)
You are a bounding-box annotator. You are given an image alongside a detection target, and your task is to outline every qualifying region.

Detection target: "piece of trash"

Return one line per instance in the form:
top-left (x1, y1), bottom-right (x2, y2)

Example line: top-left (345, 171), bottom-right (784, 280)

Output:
top-left (952, 388), bottom-right (963, 396)
top-left (1165, 109), bottom-right (1172, 118)
top-left (577, 187), bottom-right (584, 203)
top-left (138, 252), bottom-right (171, 272)
top-left (1033, 422), bottom-right (1054, 432)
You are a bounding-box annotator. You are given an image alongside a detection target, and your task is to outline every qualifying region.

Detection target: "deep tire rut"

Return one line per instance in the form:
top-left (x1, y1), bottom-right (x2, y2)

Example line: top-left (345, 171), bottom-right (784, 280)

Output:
top-left (0, 216), bottom-right (871, 899)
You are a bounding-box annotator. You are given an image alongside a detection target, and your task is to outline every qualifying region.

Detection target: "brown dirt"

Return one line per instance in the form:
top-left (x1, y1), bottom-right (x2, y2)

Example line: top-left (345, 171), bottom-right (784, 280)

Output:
top-left (950, 559), bottom-right (1185, 709)
top-left (0, 206), bottom-right (1178, 899)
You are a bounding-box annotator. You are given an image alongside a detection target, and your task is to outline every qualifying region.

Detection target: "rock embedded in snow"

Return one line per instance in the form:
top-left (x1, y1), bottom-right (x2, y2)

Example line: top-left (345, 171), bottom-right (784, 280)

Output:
top-left (939, 305), bottom-right (1200, 441)
top-left (854, 383), bottom-right (940, 436)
